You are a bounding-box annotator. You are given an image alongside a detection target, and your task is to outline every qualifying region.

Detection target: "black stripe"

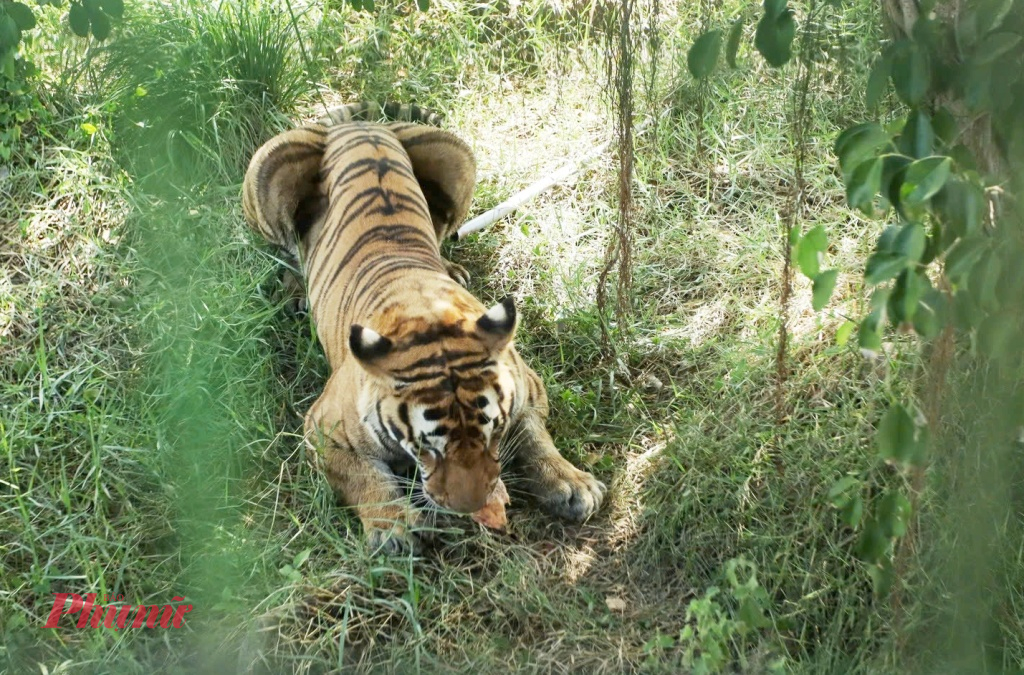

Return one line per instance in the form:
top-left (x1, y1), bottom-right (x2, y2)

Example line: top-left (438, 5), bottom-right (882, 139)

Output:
top-left (451, 357), bottom-right (496, 372)
top-left (391, 350), bottom-right (486, 375)
top-left (387, 421), bottom-right (405, 442)
top-left (315, 225), bottom-right (439, 306)
top-left (346, 257), bottom-right (445, 318)
top-left (397, 402), bottom-right (413, 440)
top-left (406, 324), bottom-right (468, 346)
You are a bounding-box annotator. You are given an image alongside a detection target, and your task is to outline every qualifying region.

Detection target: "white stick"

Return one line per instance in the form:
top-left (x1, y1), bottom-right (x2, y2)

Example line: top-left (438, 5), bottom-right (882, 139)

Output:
top-left (455, 117), bottom-right (656, 240)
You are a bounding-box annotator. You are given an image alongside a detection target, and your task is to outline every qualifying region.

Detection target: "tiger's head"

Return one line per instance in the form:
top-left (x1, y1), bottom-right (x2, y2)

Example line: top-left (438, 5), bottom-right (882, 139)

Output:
top-left (349, 297), bottom-right (519, 514)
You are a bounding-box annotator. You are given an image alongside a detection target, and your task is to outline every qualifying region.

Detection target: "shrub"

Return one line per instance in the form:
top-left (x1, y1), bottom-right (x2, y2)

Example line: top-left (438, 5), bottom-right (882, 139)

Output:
top-left (101, 0), bottom-right (314, 187)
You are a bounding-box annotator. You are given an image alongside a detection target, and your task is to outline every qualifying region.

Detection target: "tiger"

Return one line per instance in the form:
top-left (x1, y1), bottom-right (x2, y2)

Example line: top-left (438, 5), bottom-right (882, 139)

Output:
top-left (242, 102), bottom-right (606, 554)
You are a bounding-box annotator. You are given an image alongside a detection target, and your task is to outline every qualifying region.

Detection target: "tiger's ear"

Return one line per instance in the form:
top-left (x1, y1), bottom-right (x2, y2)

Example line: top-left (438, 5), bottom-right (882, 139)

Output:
top-left (476, 297), bottom-right (517, 352)
top-left (386, 125), bottom-right (477, 240)
top-left (349, 325), bottom-right (394, 367)
top-left (242, 125), bottom-right (328, 254)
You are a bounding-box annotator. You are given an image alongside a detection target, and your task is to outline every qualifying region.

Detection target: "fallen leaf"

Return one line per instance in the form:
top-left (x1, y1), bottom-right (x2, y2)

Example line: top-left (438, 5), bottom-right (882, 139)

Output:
top-left (605, 596), bottom-right (626, 612)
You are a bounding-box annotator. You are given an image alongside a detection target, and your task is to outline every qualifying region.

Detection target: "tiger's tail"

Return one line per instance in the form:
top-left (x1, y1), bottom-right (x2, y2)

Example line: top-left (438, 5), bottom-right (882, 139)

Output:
top-left (317, 101), bottom-right (444, 127)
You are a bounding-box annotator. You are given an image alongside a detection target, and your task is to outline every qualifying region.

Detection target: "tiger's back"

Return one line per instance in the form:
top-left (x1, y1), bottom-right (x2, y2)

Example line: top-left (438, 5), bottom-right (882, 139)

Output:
top-left (304, 122), bottom-right (471, 366)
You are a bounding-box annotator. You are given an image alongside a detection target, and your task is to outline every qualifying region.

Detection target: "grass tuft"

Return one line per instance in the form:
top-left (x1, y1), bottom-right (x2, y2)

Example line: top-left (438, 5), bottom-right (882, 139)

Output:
top-left (101, 0), bottom-right (314, 185)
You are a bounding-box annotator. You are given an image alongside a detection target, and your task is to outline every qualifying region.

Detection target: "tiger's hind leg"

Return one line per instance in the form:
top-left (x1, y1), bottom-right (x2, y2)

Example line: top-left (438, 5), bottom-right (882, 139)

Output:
top-left (278, 267), bottom-right (307, 316)
top-left (506, 374), bottom-right (607, 522)
top-left (443, 259), bottom-right (471, 287)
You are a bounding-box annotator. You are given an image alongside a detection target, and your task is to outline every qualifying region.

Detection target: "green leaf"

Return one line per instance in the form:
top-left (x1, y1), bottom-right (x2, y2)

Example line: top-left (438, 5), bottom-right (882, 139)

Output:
top-left (891, 42), bottom-right (930, 106)
top-left (812, 270), bottom-right (838, 311)
top-left (956, 9), bottom-right (980, 51)
top-left (931, 107), bottom-right (957, 147)
top-left (763, 0), bottom-right (787, 19)
top-left (936, 177), bottom-right (984, 242)
top-left (887, 269), bottom-right (928, 324)
top-left (795, 226), bottom-right (827, 278)
top-left (969, 250), bottom-right (1002, 312)
top-left (788, 224), bottom-right (800, 246)
top-left (900, 157), bottom-right (952, 207)
top-left (877, 403), bottom-right (923, 465)
top-left (974, 32), bottom-right (1021, 64)
top-left (755, 8), bottom-right (796, 68)
top-left (864, 252), bottom-right (905, 285)
top-left (1, 51), bottom-right (14, 79)
top-left (856, 517), bottom-right (889, 563)
top-left (865, 54), bottom-right (891, 111)
top-left (977, 0), bottom-right (1015, 35)
top-left (978, 311), bottom-right (1016, 360)
top-left (878, 491), bottom-right (912, 538)
top-left (6, 2), bottom-right (36, 31)
top-left (881, 154), bottom-right (911, 212)
top-left (796, 242), bottom-right (820, 278)
top-left (846, 156), bottom-right (883, 214)
top-left (98, 0), bottom-right (123, 19)
top-left (417, 0), bottom-right (429, 10)
top-left (68, 2), bottom-right (90, 37)
top-left (946, 236), bottom-right (987, 287)
top-left (868, 557), bottom-right (895, 597)
top-left (725, 18), bottom-right (743, 69)
top-left (803, 224), bottom-right (827, 251)
top-left (688, 29), bottom-right (723, 79)
top-left (894, 222), bottom-right (926, 262)
top-left (835, 320), bottom-right (856, 346)
top-left (835, 123), bottom-right (890, 177)
top-left (858, 310), bottom-right (883, 355)
top-left (293, 547), bottom-right (313, 569)
top-left (898, 108), bottom-right (933, 159)
top-left (0, 15), bottom-right (19, 53)
top-left (828, 476), bottom-right (860, 507)
top-left (89, 7), bottom-right (110, 40)
top-left (842, 494), bottom-right (864, 528)
top-left (912, 287), bottom-right (946, 339)
top-left (738, 597), bottom-right (769, 630)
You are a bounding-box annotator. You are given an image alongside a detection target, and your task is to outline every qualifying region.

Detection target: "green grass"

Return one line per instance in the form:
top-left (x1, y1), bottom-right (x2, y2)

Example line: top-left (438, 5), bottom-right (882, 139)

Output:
top-left (2, 0), bottom-right (1022, 672)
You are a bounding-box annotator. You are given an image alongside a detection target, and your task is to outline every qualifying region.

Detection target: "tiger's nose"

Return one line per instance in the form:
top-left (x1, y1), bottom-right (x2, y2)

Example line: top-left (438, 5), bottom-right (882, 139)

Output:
top-left (445, 491), bottom-right (488, 514)
top-left (438, 463), bottom-right (493, 513)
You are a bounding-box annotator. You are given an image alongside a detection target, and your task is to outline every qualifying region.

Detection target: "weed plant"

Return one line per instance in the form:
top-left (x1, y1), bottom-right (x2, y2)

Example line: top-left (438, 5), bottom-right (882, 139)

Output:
top-left (101, 0), bottom-right (314, 186)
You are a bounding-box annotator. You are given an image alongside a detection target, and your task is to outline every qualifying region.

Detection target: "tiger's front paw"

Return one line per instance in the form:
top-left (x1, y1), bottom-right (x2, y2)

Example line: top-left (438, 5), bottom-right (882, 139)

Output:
top-left (535, 466), bottom-right (607, 523)
top-left (365, 522), bottom-right (424, 556)
top-left (361, 507), bottom-right (431, 556)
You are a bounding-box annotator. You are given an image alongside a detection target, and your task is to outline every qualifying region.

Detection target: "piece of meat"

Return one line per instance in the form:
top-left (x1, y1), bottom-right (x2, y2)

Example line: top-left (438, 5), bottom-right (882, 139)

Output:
top-left (472, 478), bottom-right (510, 530)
